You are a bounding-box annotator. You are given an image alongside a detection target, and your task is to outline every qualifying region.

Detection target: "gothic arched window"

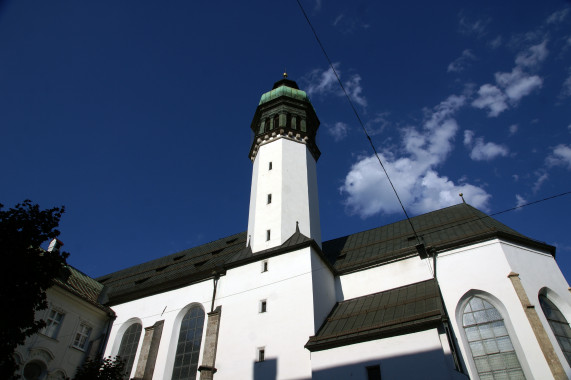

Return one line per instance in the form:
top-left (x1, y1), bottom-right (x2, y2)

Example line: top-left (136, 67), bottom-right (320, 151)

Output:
top-left (462, 296), bottom-right (526, 379)
top-left (117, 323), bottom-right (142, 378)
top-left (171, 305), bottom-right (205, 380)
top-left (539, 294), bottom-right (571, 365)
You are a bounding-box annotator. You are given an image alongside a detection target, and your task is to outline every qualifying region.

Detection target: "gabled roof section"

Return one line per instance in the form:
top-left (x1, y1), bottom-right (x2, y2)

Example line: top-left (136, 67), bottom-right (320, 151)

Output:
top-left (97, 203), bottom-right (554, 306)
top-left (324, 203), bottom-right (554, 274)
top-left (53, 266), bottom-right (114, 315)
top-left (97, 232), bottom-right (248, 305)
top-left (305, 279), bottom-right (444, 352)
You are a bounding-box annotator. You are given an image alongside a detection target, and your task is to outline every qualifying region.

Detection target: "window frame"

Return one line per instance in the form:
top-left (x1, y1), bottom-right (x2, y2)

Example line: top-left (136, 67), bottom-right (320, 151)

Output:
top-left (538, 293), bottom-right (571, 366)
top-left (457, 293), bottom-right (529, 379)
top-left (117, 322), bottom-right (143, 378)
top-left (72, 323), bottom-right (92, 351)
top-left (257, 347), bottom-right (265, 363)
top-left (170, 304), bottom-right (206, 380)
top-left (42, 307), bottom-right (65, 339)
top-left (259, 299), bottom-right (267, 313)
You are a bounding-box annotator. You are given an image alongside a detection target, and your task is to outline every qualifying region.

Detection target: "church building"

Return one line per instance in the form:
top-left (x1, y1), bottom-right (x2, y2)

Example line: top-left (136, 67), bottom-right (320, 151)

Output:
top-left (98, 77), bottom-right (571, 380)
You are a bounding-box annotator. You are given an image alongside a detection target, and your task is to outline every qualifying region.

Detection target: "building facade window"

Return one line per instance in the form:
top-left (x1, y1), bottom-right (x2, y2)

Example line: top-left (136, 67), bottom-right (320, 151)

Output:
top-left (72, 323), bottom-right (92, 351)
top-left (366, 365), bottom-right (381, 380)
top-left (539, 294), bottom-right (571, 365)
top-left (22, 361), bottom-right (46, 380)
top-left (171, 305), bottom-right (205, 380)
top-left (261, 260), bottom-right (268, 273)
top-left (267, 194), bottom-right (272, 204)
top-left (43, 308), bottom-right (64, 339)
top-left (268, 162), bottom-right (272, 170)
top-left (117, 323), bottom-right (143, 378)
top-left (266, 230), bottom-right (270, 241)
top-left (257, 347), bottom-right (265, 362)
top-left (260, 300), bottom-right (267, 313)
top-left (462, 296), bottom-right (526, 379)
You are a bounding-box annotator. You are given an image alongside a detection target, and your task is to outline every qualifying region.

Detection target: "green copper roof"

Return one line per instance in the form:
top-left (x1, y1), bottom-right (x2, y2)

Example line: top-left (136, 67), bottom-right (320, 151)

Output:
top-left (258, 85), bottom-right (309, 105)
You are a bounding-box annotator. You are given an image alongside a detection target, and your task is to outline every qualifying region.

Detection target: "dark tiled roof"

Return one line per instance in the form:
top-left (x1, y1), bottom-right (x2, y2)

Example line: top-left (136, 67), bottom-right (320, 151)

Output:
top-left (97, 232), bottom-right (249, 305)
top-left (305, 279), bottom-right (444, 351)
top-left (324, 203), bottom-right (552, 274)
top-left (97, 203), bottom-right (554, 305)
top-left (54, 266), bottom-right (114, 315)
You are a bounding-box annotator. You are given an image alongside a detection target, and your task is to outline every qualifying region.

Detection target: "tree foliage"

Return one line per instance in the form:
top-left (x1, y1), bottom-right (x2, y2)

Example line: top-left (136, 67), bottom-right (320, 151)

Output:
top-left (73, 356), bottom-right (127, 380)
top-left (0, 200), bottom-right (69, 378)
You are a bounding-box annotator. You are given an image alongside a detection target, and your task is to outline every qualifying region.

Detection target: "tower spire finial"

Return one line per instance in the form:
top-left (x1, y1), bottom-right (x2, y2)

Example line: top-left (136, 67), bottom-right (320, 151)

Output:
top-left (283, 68), bottom-right (288, 79)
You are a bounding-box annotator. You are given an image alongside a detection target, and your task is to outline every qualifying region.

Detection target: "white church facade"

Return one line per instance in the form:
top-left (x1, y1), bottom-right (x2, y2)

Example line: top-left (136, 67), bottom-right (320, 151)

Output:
top-left (98, 77), bottom-right (571, 380)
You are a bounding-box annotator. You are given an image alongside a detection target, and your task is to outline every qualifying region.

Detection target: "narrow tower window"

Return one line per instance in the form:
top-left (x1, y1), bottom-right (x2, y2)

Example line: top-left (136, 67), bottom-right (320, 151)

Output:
top-left (268, 162), bottom-right (272, 170)
top-left (257, 347), bottom-right (265, 362)
top-left (267, 194), bottom-right (272, 204)
top-left (266, 230), bottom-right (270, 241)
top-left (260, 300), bottom-right (267, 313)
top-left (261, 260), bottom-right (268, 273)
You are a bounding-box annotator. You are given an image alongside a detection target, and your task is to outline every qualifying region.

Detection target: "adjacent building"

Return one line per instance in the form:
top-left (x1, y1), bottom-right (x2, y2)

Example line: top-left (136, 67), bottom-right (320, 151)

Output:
top-left (98, 77), bottom-right (571, 379)
top-left (15, 241), bottom-right (115, 380)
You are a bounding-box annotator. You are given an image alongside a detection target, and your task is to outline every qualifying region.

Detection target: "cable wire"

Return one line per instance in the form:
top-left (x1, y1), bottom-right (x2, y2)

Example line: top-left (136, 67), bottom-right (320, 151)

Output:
top-left (295, 0), bottom-right (422, 244)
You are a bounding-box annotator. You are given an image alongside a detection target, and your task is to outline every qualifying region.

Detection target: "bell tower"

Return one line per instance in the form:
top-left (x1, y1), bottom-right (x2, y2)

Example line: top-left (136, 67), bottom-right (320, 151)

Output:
top-left (246, 74), bottom-right (321, 253)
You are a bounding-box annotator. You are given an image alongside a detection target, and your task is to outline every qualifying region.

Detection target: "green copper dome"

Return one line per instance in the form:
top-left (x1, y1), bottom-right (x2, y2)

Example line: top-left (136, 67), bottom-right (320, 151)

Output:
top-left (258, 82), bottom-right (310, 105)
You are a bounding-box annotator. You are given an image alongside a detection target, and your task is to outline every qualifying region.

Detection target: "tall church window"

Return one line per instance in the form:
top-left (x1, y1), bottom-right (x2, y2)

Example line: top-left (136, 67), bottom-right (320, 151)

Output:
top-left (539, 294), bottom-right (571, 365)
top-left (171, 305), bottom-right (205, 380)
top-left (117, 323), bottom-right (142, 378)
top-left (462, 296), bottom-right (526, 379)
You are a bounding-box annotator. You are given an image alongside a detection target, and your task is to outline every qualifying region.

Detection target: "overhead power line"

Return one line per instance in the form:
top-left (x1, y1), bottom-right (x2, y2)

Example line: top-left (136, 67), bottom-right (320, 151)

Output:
top-left (295, 0), bottom-right (423, 245)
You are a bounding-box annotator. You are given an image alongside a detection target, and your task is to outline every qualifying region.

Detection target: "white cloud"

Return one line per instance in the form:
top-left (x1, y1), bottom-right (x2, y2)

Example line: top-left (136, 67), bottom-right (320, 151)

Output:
top-left (533, 171), bottom-right (549, 193)
top-left (495, 67), bottom-right (543, 102)
top-left (344, 74), bottom-right (367, 107)
top-left (365, 113), bottom-right (390, 136)
top-left (489, 35), bottom-right (503, 49)
top-left (471, 84), bottom-right (508, 117)
top-left (447, 49), bottom-right (476, 73)
top-left (546, 144), bottom-right (571, 170)
top-left (303, 64), bottom-right (367, 107)
top-left (547, 8), bottom-right (569, 24)
top-left (515, 194), bottom-right (527, 209)
top-left (328, 122), bottom-right (349, 141)
top-left (515, 40), bottom-right (549, 68)
top-left (509, 124), bottom-right (518, 135)
top-left (339, 95), bottom-right (491, 217)
top-left (463, 130), bottom-right (509, 161)
top-left (459, 15), bottom-right (489, 37)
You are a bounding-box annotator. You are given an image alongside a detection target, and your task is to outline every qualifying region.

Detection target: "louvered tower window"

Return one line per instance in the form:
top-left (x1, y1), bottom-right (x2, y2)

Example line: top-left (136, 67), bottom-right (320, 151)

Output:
top-left (171, 305), bottom-right (205, 380)
top-left (539, 294), bottom-right (571, 365)
top-left (117, 323), bottom-right (142, 378)
top-left (462, 296), bottom-right (526, 379)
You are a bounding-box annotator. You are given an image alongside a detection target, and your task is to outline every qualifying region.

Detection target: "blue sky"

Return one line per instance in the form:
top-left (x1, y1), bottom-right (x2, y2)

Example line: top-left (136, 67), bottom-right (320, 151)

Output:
top-left (1, 0), bottom-right (570, 279)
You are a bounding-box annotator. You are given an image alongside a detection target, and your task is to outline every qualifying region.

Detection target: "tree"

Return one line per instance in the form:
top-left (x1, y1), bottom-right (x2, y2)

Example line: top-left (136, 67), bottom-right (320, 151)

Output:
top-left (0, 200), bottom-right (69, 378)
top-left (73, 356), bottom-right (127, 380)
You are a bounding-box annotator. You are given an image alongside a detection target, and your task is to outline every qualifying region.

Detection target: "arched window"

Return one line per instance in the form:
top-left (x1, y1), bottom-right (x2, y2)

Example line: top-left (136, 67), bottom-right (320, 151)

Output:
top-left (539, 294), bottom-right (571, 365)
top-left (462, 296), bottom-right (526, 379)
top-left (117, 323), bottom-right (142, 378)
top-left (171, 305), bottom-right (205, 380)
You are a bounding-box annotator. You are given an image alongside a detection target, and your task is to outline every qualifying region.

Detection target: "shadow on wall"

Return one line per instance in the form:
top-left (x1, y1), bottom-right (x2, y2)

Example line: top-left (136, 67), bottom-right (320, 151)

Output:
top-left (253, 358), bottom-right (277, 380)
top-left (312, 349), bottom-right (468, 380)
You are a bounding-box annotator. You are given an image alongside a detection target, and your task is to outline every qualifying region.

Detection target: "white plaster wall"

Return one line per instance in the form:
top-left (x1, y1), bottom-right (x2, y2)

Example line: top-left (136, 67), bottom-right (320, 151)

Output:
top-left (105, 247), bottom-right (329, 380)
top-left (17, 286), bottom-right (110, 379)
top-left (336, 255), bottom-right (433, 301)
top-left (311, 329), bottom-right (456, 380)
top-left (247, 138), bottom-right (320, 253)
top-left (310, 249), bottom-right (336, 331)
top-left (501, 241), bottom-right (571, 376)
top-left (214, 247), bottom-right (317, 380)
top-left (436, 239), bottom-right (556, 379)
